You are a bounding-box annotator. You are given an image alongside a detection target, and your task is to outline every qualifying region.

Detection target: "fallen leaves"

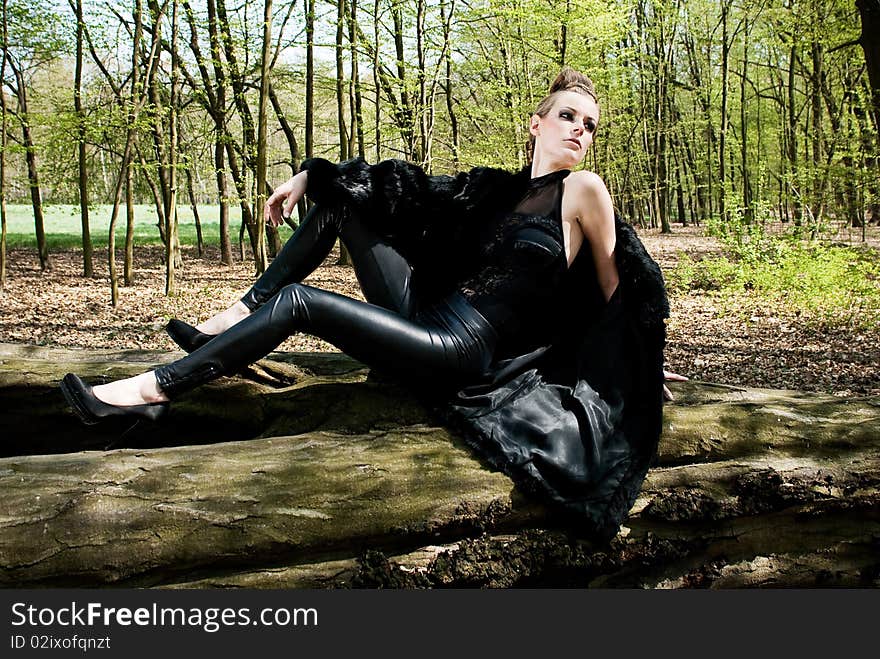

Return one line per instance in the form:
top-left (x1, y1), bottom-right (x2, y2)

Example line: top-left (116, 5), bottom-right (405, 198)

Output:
top-left (1, 226), bottom-right (878, 397)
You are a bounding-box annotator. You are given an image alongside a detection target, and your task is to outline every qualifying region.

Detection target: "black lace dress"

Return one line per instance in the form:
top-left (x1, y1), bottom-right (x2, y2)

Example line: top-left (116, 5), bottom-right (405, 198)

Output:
top-left (299, 156), bottom-right (668, 538)
top-left (458, 168), bottom-right (571, 359)
top-left (435, 170), bottom-right (656, 537)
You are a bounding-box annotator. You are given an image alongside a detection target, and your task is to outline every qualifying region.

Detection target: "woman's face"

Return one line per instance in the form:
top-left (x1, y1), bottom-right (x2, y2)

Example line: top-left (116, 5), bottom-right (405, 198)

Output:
top-left (530, 90), bottom-right (600, 169)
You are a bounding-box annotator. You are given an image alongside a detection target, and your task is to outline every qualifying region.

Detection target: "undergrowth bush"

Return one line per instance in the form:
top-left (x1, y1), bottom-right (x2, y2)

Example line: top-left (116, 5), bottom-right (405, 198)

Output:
top-left (669, 215), bottom-right (880, 330)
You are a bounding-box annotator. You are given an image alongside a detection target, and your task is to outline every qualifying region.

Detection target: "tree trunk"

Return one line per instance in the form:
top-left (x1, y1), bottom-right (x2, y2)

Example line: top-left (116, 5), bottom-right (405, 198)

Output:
top-left (335, 0), bottom-right (352, 266)
top-left (124, 164), bottom-right (135, 285)
top-left (216, 0), bottom-right (259, 266)
top-left (856, 0), bottom-right (880, 133)
top-left (73, 0), bottom-right (93, 277)
top-left (204, 0), bottom-right (232, 264)
top-left (440, 0), bottom-right (458, 169)
top-left (222, 138), bottom-right (255, 260)
top-left (216, 141), bottom-right (232, 264)
top-left (253, 0), bottom-right (273, 274)
top-left (498, 37), bottom-right (516, 171)
top-left (108, 0), bottom-right (146, 305)
top-left (165, 0), bottom-right (181, 296)
top-left (719, 3), bottom-right (730, 223)
top-left (683, 31), bottom-right (713, 222)
top-left (121, 0), bottom-right (146, 292)
top-left (416, 0), bottom-right (427, 165)
top-left (139, 151), bottom-right (167, 245)
top-left (810, 38), bottom-right (824, 228)
top-left (335, 0), bottom-right (349, 162)
top-left (556, 0), bottom-right (570, 66)
top-left (391, 2), bottom-right (416, 160)
top-left (372, 0), bottom-right (380, 158)
top-left (741, 26), bottom-right (752, 224)
top-left (146, 3), bottom-right (170, 252)
top-left (267, 82), bottom-right (305, 225)
top-left (673, 141), bottom-right (687, 226)
top-left (348, 0), bottom-right (364, 157)
top-left (0, 89), bottom-right (5, 289)
top-left (305, 0), bottom-right (314, 159)
top-left (185, 165), bottom-right (204, 258)
top-left (12, 66), bottom-right (50, 270)
top-left (0, 343), bottom-right (877, 588)
top-left (0, 0), bottom-right (7, 290)
top-left (788, 44), bottom-right (802, 224)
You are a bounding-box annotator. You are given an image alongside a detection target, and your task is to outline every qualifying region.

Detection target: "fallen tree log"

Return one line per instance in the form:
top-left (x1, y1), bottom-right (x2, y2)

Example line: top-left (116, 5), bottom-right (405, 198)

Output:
top-left (0, 342), bottom-right (877, 588)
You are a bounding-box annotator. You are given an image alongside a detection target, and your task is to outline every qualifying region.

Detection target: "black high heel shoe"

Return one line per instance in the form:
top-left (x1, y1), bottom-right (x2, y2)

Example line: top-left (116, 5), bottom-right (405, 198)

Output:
top-left (60, 374), bottom-right (170, 426)
top-left (166, 319), bottom-right (214, 353)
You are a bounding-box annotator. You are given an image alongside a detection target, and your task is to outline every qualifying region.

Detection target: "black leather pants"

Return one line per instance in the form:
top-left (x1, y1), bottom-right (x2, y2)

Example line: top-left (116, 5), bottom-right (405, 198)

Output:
top-left (240, 204), bottom-right (420, 318)
top-left (154, 205), bottom-right (497, 398)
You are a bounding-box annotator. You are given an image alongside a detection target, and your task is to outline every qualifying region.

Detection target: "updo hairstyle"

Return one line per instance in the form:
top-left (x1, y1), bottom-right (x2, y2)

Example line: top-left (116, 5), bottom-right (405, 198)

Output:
top-left (526, 67), bottom-right (599, 163)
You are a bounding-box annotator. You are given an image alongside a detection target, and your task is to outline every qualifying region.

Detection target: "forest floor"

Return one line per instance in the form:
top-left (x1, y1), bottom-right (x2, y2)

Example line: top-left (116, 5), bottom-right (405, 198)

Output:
top-left (1, 224), bottom-right (878, 397)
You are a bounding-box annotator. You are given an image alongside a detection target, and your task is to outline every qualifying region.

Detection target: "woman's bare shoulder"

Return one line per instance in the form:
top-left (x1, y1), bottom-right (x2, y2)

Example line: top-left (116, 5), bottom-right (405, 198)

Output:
top-left (563, 170), bottom-right (613, 224)
top-left (564, 169), bottom-right (608, 195)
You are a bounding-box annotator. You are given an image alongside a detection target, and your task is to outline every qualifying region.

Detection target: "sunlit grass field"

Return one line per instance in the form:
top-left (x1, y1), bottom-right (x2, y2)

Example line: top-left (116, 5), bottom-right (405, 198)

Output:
top-left (0, 204), bottom-right (293, 249)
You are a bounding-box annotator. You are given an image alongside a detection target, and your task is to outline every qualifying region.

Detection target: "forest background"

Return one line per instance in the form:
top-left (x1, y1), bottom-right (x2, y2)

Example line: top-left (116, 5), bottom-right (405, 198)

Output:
top-left (0, 0), bottom-right (878, 395)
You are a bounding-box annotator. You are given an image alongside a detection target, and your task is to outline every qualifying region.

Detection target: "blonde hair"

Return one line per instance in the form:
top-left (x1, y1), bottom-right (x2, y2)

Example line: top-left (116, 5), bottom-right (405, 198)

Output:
top-left (527, 67), bottom-right (599, 163)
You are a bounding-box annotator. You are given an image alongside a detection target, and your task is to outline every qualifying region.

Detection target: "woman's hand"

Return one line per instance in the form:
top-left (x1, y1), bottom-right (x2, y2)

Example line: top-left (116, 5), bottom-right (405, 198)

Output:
top-left (663, 369), bottom-right (688, 402)
top-left (264, 170), bottom-right (308, 227)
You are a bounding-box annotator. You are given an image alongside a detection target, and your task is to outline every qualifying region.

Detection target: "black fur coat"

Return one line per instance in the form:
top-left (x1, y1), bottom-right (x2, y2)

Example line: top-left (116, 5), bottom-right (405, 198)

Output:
top-left (300, 156), bottom-right (669, 539)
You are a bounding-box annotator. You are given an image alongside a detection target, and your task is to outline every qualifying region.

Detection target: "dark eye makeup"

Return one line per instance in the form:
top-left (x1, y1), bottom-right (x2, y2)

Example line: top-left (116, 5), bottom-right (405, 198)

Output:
top-left (559, 108), bottom-right (597, 133)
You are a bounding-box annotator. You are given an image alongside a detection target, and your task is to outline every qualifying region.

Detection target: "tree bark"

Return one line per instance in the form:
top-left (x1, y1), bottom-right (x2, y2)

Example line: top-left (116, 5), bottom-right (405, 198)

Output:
top-left (185, 164), bottom-right (204, 258)
top-left (305, 0), bottom-right (314, 159)
top-left (253, 0), bottom-right (273, 274)
top-left (440, 0), bottom-right (458, 169)
top-left (371, 0), bottom-right (380, 158)
top-left (215, 0), bottom-right (260, 267)
top-left (10, 63), bottom-right (50, 270)
top-left (719, 3), bottom-right (730, 223)
top-left (124, 163), bottom-right (135, 285)
top-left (0, 343), bottom-right (877, 588)
top-left (348, 0), bottom-right (364, 157)
top-left (416, 0), bottom-right (427, 165)
top-left (856, 0), bottom-right (880, 133)
top-left (787, 44), bottom-right (802, 224)
top-left (335, 0), bottom-right (349, 162)
top-left (72, 0), bottom-right (93, 278)
top-left (335, 0), bottom-right (352, 266)
top-left (0, 0), bottom-right (7, 290)
top-left (267, 83), bottom-right (305, 226)
top-left (188, 0), bottom-right (232, 264)
top-left (741, 26), bottom-right (752, 223)
top-left (108, 0), bottom-right (147, 304)
top-left (810, 37), bottom-right (824, 228)
top-left (391, 1), bottom-right (416, 160)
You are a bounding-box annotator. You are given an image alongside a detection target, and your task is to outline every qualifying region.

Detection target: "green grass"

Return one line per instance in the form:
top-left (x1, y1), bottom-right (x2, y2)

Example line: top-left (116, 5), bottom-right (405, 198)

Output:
top-left (0, 203), bottom-right (294, 249)
top-left (669, 241), bottom-right (880, 329)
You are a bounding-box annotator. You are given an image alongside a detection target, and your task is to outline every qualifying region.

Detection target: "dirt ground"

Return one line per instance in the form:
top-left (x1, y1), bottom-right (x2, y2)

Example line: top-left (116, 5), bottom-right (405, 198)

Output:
top-left (1, 224), bottom-right (878, 396)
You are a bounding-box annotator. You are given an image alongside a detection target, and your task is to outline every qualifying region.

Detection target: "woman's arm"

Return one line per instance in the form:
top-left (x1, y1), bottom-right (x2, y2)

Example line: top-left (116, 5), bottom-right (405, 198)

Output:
top-left (566, 170), bottom-right (619, 301)
top-left (264, 170), bottom-right (308, 227)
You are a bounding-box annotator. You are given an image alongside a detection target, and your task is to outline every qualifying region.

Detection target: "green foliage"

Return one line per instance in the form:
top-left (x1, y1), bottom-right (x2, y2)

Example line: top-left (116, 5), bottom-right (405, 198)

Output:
top-left (667, 251), bottom-right (739, 293)
top-left (669, 237), bottom-right (880, 330)
top-left (704, 198), bottom-right (785, 264)
top-left (3, 0), bottom-right (71, 72)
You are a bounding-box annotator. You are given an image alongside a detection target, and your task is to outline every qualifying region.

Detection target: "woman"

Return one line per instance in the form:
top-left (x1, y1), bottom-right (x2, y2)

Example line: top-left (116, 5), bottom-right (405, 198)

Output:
top-left (61, 68), bottom-right (669, 537)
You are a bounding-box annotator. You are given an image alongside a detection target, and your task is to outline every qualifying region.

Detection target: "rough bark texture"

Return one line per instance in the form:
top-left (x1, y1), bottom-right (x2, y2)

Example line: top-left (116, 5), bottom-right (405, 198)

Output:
top-left (0, 343), bottom-right (877, 588)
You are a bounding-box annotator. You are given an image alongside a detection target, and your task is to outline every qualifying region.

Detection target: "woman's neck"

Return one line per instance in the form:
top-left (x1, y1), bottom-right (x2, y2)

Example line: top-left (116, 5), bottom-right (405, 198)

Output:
top-left (529, 154), bottom-right (572, 178)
